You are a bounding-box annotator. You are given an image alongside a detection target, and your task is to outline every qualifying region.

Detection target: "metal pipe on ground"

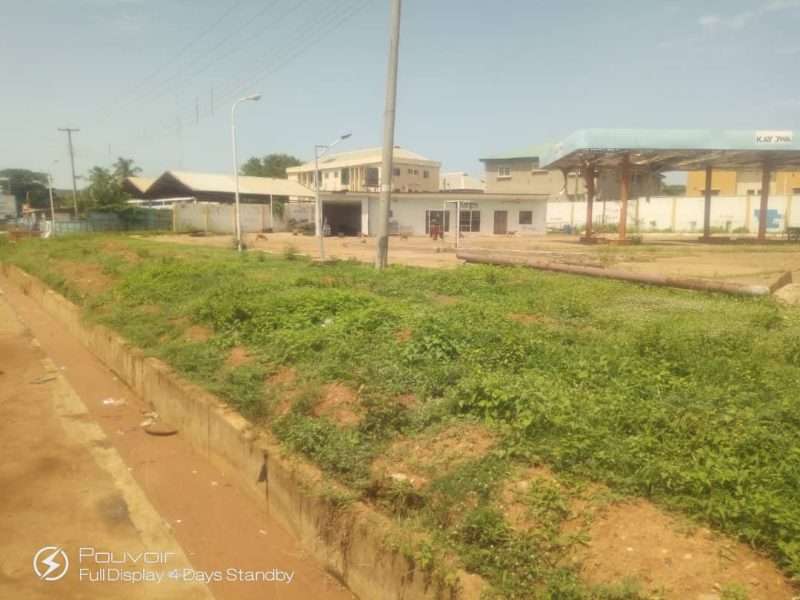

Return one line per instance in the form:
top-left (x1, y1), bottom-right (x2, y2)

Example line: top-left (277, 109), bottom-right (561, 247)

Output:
top-left (456, 249), bottom-right (773, 297)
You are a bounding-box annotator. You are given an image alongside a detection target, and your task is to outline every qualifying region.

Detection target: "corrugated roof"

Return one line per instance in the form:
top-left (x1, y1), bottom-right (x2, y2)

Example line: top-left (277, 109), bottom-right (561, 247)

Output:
top-left (152, 170), bottom-right (314, 198)
top-left (539, 128), bottom-right (800, 170)
top-left (286, 146), bottom-right (440, 172)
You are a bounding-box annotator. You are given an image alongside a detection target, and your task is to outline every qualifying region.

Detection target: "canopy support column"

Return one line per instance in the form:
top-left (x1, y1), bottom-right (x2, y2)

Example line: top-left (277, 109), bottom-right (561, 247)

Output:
top-left (582, 166), bottom-right (595, 240)
top-left (618, 154), bottom-right (630, 240)
top-left (702, 165), bottom-right (713, 239)
top-left (758, 164), bottom-right (771, 241)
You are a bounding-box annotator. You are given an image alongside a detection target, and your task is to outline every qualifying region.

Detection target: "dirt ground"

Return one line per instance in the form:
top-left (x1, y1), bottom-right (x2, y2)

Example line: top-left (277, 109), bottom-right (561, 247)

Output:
top-left (0, 278), bottom-right (355, 600)
top-left (0, 291), bottom-right (209, 599)
top-left (149, 232), bottom-right (800, 288)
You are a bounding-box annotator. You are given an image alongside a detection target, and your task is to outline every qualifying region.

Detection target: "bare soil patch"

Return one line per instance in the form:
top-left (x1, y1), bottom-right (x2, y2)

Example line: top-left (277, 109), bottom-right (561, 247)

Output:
top-left (225, 345), bottom-right (252, 368)
top-left (268, 366), bottom-right (298, 386)
top-left (394, 327), bottom-right (413, 343)
top-left (184, 324), bottom-right (213, 342)
top-left (578, 500), bottom-right (797, 600)
top-left (372, 422), bottom-right (495, 490)
top-left (55, 260), bottom-right (113, 296)
top-left (311, 383), bottom-right (362, 426)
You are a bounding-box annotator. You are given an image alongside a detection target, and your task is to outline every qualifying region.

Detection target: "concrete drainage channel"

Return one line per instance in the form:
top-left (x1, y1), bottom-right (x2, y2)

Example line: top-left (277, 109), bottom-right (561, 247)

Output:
top-left (2, 264), bottom-right (483, 600)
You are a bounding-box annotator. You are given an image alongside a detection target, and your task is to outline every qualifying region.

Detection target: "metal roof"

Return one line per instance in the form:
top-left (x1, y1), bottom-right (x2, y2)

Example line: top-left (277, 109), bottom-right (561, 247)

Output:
top-left (538, 128), bottom-right (800, 171)
top-left (149, 170), bottom-right (314, 198)
top-left (286, 146), bottom-right (440, 173)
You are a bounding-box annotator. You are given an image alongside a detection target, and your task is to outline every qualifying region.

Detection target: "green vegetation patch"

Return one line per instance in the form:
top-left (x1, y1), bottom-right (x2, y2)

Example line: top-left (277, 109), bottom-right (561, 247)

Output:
top-left (2, 234), bottom-right (799, 594)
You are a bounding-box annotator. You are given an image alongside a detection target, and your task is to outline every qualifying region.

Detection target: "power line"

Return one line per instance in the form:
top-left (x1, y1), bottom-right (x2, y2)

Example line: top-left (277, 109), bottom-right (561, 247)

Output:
top-left (211, 0), bottom-right (371, 112)
top-left (128, 0), bottom-right (307, 117)
top-left (125, 0), bottom-right (372, 148)
top-left (97, 0), bottom-right (245, 122)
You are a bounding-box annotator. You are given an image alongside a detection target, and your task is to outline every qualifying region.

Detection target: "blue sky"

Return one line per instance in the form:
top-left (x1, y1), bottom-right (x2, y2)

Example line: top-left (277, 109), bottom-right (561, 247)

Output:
top-left (1, 0), bottom-right (799, 188)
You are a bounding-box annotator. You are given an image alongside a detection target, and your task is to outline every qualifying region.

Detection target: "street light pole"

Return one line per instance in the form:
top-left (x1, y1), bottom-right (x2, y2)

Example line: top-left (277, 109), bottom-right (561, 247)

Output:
top-left (314, 133), bottom-right (351, 260)
top-left (231, 94), bottom-right (262, 253)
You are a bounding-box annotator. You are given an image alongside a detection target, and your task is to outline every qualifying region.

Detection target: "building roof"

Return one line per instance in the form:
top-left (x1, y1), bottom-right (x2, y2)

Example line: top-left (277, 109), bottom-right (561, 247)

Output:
top-left (124, 176), bottom-right (156, 194)
top-left (538, 128), bottom-right (800, 171)
top-left (440, 171), bottom-right (485, 192)
top-left (479, 144), bottom-right (553, 162)
top-left (286, 146), bottom-right (440, 173)
top-left (147, 170), bottom-right (314, 198)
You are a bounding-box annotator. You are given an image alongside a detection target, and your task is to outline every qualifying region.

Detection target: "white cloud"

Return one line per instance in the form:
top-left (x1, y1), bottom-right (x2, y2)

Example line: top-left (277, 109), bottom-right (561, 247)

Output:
top-left (698, 0), bottom-right (800, 32)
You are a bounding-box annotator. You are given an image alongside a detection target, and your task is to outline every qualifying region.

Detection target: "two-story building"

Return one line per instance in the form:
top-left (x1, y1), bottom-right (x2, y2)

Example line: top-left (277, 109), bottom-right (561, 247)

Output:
top-left (480, 146), bottom-right (661, 200)
top-left (286, 146), bottom-right (441, 193)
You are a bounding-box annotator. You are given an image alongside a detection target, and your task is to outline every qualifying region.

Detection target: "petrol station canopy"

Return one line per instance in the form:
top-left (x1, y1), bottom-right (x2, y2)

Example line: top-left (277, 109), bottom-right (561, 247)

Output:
top-left (538, 129), bottom-right (800, 172)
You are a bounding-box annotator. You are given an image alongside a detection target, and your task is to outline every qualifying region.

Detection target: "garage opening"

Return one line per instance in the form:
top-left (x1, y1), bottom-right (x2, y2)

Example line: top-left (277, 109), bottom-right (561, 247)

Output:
top-left (323, 202), bottom-right (361, 236)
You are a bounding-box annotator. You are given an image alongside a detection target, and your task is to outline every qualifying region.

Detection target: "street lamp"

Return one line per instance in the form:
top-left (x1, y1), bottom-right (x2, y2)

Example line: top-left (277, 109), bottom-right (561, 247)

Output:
top-left (231, 93), bottom-right (262, 252)
top-left (314, 132), bottom-right (352, 260)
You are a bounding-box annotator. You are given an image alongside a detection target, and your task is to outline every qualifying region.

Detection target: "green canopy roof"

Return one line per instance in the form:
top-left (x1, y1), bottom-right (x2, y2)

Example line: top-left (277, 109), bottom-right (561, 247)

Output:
top-left (536, 129), bottom-right (800, 171)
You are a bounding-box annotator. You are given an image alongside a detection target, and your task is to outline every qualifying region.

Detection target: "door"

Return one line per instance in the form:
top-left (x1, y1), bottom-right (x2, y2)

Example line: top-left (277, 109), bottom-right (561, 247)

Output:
top-left (493, 210), bottom-right (508, 234)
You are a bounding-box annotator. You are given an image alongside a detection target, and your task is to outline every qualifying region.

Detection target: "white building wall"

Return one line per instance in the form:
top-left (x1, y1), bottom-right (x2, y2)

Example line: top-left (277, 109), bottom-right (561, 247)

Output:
top-left (360, 197), bottom-right (547, 236)
top-left (546, 195), bottom-right (800, 232)
top-left (174, 202), bottom-right (286, 234)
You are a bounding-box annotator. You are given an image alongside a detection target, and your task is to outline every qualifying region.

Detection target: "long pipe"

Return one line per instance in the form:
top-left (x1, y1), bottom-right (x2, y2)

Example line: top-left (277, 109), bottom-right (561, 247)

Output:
top-left (456, 249), bottom-right (772, 297)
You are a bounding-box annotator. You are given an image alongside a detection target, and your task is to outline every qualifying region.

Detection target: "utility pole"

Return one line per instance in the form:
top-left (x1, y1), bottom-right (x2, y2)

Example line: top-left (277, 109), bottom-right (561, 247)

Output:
top-left (375, 0), bottom-right (402, 270)
top-left (58, 128), bottom-right (80, 217)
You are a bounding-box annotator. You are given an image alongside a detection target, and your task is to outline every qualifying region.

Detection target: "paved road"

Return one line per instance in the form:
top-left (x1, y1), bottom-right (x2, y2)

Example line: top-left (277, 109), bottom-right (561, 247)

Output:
top-left (0, 279), bottom-right (355, 600)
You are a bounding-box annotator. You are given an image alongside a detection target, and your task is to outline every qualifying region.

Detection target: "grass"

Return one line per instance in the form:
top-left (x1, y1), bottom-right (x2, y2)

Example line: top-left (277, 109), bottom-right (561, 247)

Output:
top-left (2, 233), bottom-right (799, 597)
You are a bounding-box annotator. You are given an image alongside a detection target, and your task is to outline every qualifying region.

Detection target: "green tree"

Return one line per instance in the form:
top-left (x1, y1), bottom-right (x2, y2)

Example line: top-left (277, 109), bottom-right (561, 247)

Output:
top-left (0, 168), bottom-right (49, 209)
top-left (86, 166), bottom-right (128, 210)
top-left (240, 153), bottom-right (302, 178)
top-left (112, 157), bottom-right (142, 181)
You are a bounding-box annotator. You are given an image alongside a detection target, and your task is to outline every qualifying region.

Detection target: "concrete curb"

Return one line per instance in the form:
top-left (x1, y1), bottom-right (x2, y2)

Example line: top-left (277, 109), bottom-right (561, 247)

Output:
top-left (2, 263), bottom-right (483, 600)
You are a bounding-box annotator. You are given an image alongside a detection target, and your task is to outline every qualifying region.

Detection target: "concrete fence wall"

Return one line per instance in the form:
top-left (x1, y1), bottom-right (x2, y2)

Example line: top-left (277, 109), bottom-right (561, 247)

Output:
top-left (173, 202), bottom-right (287, 234)
top-left (547, 195), bottom-right (800, 233)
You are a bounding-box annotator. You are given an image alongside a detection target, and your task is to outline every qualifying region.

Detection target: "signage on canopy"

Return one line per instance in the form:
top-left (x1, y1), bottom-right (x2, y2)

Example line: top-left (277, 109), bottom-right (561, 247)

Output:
top-left (755, 130), bottom-right (793, 144)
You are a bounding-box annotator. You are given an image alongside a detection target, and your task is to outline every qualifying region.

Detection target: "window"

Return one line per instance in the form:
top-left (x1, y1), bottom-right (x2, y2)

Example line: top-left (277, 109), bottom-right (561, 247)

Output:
top-left (393, 168), bottom-right (400, 176)
top-left (497, 166), bottom-right (511, 179)
top-left (365, 167), bottom-right (379, 187)
top-left (793, 188), bottom-right (800, 194)
top-left (459, 209), bottom-right (481, 232)
top-left (341, 168), bottom-right (350, 185)
top-left (324, 172), bottom-right (329, 179)
top-left (519, 210), bottom-right (533, 225)
top-left (413, 169), bottom-right (419, 175)
top-left (425, 210), bottom-right (451, 233)
top-left (423, 170), bottom-right (429, 178)
top-left (407, 168), bottom-right (413, 175)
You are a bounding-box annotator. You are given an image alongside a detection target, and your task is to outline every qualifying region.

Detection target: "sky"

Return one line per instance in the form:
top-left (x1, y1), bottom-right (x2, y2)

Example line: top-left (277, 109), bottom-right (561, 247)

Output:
top-left (1, 0), bottom-right (799, 188)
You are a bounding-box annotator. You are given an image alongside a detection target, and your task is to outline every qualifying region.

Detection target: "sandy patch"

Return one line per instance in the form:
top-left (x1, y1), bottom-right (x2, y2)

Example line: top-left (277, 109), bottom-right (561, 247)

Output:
top-left (578, 500), bottom-right (797, 600)
top-left (54, 260), bottom-right (113, 296)
top-left (184, 324), bottom-right (212, 342)
top-left (225, 346), bottom-right (252, 368)
top-left (311, 383), bottom-right (362, 426)
top-left (372, 422), bottom-right (495, 490)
